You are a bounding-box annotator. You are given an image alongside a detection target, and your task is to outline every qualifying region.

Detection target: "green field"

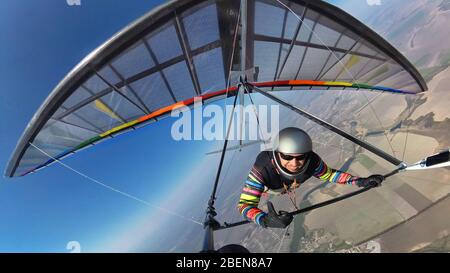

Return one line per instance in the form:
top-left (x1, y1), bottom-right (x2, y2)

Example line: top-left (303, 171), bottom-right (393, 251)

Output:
top-left (289, 201), bottom-right (310, 252)
top-left (356, 154), bottom-right (377, 170)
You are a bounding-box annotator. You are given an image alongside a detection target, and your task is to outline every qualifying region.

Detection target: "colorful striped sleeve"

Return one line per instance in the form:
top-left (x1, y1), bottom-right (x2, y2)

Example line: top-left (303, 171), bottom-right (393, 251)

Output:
top-left (312, 157), bottom-right (359, 185)
top-left (237, 167), bottom-right (267, 226)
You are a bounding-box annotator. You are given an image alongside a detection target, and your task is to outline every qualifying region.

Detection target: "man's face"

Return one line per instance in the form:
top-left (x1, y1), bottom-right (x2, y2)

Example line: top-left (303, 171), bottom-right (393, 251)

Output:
top-left (278, 152), bottom-right (307, 173)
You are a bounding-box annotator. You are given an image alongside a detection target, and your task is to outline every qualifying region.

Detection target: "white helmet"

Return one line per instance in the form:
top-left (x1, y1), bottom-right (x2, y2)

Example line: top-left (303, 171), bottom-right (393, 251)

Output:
top-left (272, 127), bottom-right (313, 180)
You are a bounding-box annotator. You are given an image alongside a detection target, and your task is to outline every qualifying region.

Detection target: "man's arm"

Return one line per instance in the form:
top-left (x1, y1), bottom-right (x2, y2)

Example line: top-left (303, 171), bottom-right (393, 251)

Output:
top-left (237, 167), bottom-right (267, 226)
top-left (312, 155), bottom-right (360, 185)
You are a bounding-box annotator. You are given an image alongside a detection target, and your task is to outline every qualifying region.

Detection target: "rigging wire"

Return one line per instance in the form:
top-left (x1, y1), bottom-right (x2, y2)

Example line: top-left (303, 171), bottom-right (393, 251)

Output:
top-left (402, 95), bottom-right (420, 161)
top-left (215, 148), bottom-right (238, 199)
top-left (29, 142), bottom-right (203, 226)
top-left (274, 0), bottom-right (399, 161)
top-left (212, 2), bottom-right (242, 200)
top-left (276, 226), bottom-right (290, 253)
top-left (225, 4), bottom-right (241, 98)
top-left (208, 87), bottom-right (240, 212)
top-left (265, 226), bottom-right (282, 241)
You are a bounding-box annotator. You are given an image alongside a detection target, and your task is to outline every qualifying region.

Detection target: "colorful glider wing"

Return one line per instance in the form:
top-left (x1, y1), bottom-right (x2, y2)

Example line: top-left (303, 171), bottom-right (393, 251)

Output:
top-left (5, 0), bottom-right (427, 177)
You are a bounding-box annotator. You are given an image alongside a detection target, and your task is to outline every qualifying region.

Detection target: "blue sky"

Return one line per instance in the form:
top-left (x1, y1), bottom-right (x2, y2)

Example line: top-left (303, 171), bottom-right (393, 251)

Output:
top-left (0, 0), bottom-right (382, 252)
top-left (0, 0), bottom-right (217, 252)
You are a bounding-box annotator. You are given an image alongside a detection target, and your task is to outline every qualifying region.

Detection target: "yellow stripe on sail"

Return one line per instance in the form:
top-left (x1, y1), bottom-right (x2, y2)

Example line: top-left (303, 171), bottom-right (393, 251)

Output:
top-left (325, 81), bottom-right (353, 87)
top-left (94, 99), bottom-right (122, 121)
top-left (336, 55), bottom-right (361, 79)
top-left (100, 120), bottom-right (139, 138)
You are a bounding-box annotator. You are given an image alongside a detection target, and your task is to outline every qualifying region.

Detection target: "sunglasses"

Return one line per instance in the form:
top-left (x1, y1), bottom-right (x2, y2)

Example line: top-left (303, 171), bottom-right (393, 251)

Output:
top-left (278, 152), bottom-right (308, 161)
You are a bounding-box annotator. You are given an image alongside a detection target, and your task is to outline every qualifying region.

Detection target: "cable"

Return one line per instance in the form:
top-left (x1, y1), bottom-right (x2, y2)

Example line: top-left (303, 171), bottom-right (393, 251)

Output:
top-left (29, 142), bottom-right (202, 226)
top-left (274, 0), bottom-right (399, 161)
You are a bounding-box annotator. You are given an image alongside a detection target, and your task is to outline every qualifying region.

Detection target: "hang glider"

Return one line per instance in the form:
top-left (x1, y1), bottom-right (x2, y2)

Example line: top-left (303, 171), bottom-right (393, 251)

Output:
top-left (5, 0), bottom-right (427, 178)
top-left (7, 0), bottom-right (447, 253)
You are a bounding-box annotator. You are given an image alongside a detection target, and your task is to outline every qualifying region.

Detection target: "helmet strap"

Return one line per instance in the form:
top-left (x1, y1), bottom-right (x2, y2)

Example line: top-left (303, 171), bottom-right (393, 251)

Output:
top-left (272, 150), bottom-right (310, 180)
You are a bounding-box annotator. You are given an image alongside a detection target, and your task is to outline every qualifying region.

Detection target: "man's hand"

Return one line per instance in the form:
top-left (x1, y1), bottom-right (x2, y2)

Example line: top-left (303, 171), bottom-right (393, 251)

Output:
top-left (261, 201), bottom-right (293, 228)
top-left (356, 174), bottom-right (384, 188)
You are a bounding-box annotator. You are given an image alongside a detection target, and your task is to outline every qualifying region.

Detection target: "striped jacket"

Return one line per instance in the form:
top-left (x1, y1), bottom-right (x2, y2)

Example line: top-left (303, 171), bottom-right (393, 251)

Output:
top-left (238, 151), bottom-right (360, 226)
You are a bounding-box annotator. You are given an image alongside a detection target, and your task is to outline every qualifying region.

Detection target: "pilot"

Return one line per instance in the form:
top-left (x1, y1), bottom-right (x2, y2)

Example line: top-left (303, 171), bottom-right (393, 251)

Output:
top-left (238, 127), bottom-right (384, 228)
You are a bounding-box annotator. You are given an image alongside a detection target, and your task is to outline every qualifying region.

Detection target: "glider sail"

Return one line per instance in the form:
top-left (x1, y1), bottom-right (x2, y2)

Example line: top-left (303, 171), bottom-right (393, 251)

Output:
top-left (6, 0), bottom-right (427, 179)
